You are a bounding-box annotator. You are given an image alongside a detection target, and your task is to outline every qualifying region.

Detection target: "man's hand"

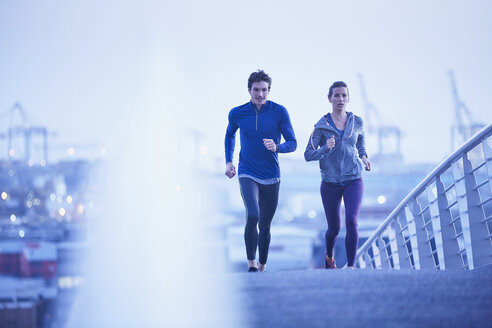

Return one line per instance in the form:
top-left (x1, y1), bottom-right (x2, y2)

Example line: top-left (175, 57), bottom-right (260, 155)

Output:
top-left (263, 139), bottom-right (277, 152)
top-left (326, 135), bottom-right (335, 149)
top-left (362, 156), bottom-right (371, 171)
top-left (225, 162), bottom-right (236, 178)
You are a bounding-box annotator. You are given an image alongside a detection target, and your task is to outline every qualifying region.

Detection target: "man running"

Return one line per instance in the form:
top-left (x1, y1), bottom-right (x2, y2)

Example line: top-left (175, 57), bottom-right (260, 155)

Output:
top-left (224, 70), bottom-right (297, 272)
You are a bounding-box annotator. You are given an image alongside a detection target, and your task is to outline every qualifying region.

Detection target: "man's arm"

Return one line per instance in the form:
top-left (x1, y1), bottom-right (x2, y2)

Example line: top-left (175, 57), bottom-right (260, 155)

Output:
top-left (278, 108), bottom-right (297, 153)
top-left (224, 111), bottom-right (238, 178)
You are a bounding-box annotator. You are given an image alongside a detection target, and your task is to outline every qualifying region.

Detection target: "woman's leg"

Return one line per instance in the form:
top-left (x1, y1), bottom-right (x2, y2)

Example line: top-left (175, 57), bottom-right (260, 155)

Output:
top-left (257, 182), bottom-right (280, 265)
top-left (343, 178), bottom-right (364, 267)
top-left (239, 178), bottom-right (260, 262)
top-left (320, 181), bottom-right (343, 259)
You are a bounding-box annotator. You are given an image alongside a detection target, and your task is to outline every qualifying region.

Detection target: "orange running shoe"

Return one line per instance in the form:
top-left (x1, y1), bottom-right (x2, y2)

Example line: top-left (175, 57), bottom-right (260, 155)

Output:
top-left (325, 253), bottom-right (336, 269)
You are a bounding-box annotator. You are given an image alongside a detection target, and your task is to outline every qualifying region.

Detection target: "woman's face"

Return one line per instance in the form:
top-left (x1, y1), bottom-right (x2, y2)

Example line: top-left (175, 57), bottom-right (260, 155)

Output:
top-left (329, 87), bottom-right (349, 112)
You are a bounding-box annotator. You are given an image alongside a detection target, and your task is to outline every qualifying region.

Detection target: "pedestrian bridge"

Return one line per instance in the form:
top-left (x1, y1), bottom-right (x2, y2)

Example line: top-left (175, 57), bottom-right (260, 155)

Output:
top-left (236, 124), bottom-right (492, 328)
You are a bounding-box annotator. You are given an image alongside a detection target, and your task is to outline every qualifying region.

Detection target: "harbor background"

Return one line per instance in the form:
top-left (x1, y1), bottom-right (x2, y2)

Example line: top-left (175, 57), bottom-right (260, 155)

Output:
top-left (1, 0), bottom-right (491, 327)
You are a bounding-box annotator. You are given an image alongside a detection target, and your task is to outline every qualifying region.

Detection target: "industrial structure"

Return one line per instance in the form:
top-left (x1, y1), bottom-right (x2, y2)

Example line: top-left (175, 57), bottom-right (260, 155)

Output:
top-left (357, 73), bottom-right (403, 166)
top-left (448, 70), bottom-right (485, 152)
top-left (0, 102), bottom-right (48, 165)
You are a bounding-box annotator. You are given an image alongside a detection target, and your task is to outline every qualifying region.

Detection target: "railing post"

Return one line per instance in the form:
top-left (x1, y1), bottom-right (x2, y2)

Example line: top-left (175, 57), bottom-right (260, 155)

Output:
top-left (462, 154), bottom-right (491, 269)
top-left (429, 176), bottom-right (462, 269)
top-left (394, 213), bottom-right (412, 269)
top-left (362, 253), bottom-right (373, 269)
top-left (376, 235), bottom-right (390, 268)
top-left (410, 199), bottom-right (435, 269)
top-left (483, 139), bottom-right (492, 180)
top-left (357, 255), bottom-right (367, 269)
top-left (371, 242), bottom-right (381, 269)
top-left (387, 224), bottom-right (398, 269)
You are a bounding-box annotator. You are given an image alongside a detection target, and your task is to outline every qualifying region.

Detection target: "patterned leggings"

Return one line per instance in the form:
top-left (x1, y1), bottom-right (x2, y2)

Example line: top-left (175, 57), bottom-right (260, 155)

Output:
top-left (239, 178), bottom-right (280, 265)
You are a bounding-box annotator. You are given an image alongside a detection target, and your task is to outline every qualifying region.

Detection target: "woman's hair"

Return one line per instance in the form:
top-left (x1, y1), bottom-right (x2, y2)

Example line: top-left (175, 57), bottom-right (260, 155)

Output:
top-left (248, 70), bottom-right (272, 90)
top-left (328, 81), bottom-right (349, 98)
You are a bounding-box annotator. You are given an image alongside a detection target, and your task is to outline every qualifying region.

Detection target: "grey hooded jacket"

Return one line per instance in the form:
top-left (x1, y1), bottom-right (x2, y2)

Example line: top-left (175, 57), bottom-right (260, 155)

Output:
top-left (304, 112), bottom-right (368, 183)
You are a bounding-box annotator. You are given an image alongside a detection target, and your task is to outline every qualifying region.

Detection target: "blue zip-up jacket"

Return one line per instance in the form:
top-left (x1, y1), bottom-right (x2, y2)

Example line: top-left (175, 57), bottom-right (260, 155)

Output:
top-left (304, 112), bottom-right (368, 183)
top-left (225, 100), bottom-right (297, 180)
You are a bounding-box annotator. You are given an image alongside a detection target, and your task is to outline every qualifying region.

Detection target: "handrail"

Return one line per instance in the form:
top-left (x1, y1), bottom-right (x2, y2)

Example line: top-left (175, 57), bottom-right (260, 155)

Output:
top-left (355, 124), bottom-right (492, 270)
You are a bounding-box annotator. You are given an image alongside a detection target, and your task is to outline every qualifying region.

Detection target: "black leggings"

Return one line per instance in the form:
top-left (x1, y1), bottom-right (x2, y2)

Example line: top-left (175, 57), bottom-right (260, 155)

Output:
top-left (239, 178), bottom-right (280, 265)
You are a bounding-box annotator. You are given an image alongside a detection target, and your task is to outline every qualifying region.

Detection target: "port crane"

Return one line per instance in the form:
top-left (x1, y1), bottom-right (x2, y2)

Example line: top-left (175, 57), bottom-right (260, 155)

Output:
top-left (448, 70), bottom-right (485, 152)
top-left (357, 73), bottom-right (403, 163)
top-left (0, 102), bottom-right (48, 164)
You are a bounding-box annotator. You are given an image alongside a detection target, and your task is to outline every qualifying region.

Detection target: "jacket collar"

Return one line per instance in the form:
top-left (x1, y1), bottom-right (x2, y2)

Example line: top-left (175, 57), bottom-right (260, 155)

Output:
top-left (315, 112), bottom-right (355, 138)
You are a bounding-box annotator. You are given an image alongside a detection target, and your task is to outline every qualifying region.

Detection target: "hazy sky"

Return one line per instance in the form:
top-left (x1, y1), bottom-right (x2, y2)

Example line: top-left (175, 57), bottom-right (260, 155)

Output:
top-left (1, 0), bottom-right (491, 164)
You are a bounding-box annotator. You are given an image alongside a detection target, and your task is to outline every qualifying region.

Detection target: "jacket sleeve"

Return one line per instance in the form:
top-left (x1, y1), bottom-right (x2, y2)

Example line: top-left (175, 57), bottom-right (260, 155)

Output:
top-left (304, 128), bottom-right (331, 162)
top-left (224, 111), bottom-right (238, 163)
top-left (278, 108), bottom-right (297, 153)
top-left (356, 118), bottom-right (368, 159)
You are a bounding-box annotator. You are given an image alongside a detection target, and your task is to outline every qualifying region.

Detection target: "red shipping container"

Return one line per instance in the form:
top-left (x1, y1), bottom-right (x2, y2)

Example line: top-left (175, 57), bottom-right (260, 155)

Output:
top-left (20, 242), bottom-right (57, 279)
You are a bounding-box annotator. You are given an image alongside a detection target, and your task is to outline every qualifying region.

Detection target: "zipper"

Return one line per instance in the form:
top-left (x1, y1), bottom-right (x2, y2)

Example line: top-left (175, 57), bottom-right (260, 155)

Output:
top-left (324, 119), bottom-right (341, 137)
top-left (255, 108), bottom-right (258, 131)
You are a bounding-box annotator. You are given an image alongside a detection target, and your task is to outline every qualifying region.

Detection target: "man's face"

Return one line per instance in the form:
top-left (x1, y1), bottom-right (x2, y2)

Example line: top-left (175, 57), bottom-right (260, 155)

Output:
top-left (329, 87), bottom-right (349, 111)
top-left (249, 81), bottom-right (270, 107)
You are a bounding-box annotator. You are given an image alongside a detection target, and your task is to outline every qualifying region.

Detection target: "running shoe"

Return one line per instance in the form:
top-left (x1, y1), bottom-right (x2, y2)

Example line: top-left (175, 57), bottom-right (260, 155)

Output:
top-left (325, 254), bottom-right (336, 269)
top-left (248, 267), bottom-right (258, 272)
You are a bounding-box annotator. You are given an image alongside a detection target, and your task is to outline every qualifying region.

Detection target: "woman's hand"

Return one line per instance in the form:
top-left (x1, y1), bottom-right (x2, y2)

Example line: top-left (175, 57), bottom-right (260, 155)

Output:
top-left (362, 156), bottom-right (371, 171)
top-left (326, 135), bottom-right (335, 149)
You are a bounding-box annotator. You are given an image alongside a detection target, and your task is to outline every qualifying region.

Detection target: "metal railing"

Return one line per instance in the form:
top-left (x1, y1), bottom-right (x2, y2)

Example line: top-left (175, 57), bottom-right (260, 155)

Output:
top-left (355, 124), bottom-right (492, 270)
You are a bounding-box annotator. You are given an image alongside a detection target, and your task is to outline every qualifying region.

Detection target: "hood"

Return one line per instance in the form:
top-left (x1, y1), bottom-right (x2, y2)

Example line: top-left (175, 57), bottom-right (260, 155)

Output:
top-left (314, 112), bottom-right (355, 136)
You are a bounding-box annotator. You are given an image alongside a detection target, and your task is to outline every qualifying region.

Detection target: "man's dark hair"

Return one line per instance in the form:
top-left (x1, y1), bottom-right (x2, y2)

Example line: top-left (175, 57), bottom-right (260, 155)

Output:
top-left (248, 70), bottom-right (272, 90)
top-left (328, 81), bottom-right (349, 98)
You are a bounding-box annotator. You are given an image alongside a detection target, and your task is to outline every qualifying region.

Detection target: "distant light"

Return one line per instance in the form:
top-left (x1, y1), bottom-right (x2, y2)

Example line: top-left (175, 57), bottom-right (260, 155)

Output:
top-left (33, 198), bottom-right (41, 206)
top-left (28, 160), bottom-right (34, 167)
top-left (10, 214), bottom-right (16, 222)
top-left (8, 169), bottom-right (14, 177)
top-left (176, 185), bottom-right (181, 193)
top-left (58, 276), bottom-right (84, 289)
top-left (26, 200), bottom-right (33, 208)
top-left (59, 208), bottom-right (66, 216)
top-left (431, 187), bottom-right (438, 197)
top-left (377, 195), bottom-right (387, 204)
top-left (66, 195), bottom-right (73, 204)
top-left (200, 146), bottom-right (208, 155)
top-left (67, 147), bottom-right (75, 156)
top-left (308, 210), bottom-right (317, 219)
top-left (1, 192), bottom-right (7, 200)
top-left (57, 196), bottom-right (63, 204)
top-left (101, 147), bottom-right (107, 156)
top-left (50, 193), bottom-right (56, 201)
top-left (285, 214), bottom-right (294, 222)
top-left (8, 149), bottom-right (15, 157)
top-left (77, 204), bottom-right (84, 214)
top-left (40, 160), bottom-right (47, 167)
top-left (19, 230), bottom-right (25, 238)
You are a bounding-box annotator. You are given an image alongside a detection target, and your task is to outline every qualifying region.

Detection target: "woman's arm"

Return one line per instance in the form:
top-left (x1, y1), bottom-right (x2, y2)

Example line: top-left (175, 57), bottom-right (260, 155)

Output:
top-left (304, 128), bottom-right (332, 162)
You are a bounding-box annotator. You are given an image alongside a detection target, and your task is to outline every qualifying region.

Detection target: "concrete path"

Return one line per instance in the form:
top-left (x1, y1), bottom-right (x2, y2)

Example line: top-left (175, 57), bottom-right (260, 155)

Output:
top-left (235, 265), bottom-right (492, 328)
